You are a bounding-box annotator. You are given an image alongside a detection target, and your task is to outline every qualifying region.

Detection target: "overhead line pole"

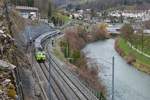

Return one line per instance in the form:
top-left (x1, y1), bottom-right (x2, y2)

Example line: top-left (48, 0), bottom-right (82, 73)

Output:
top-left (141, 26), bottom-right (144, 53)
top-left (112, 56), bottom-right (115, 100)
top-left (47, 45), bottom-right (52, 100)
top-left (49, 57), bottom-right (52, 100)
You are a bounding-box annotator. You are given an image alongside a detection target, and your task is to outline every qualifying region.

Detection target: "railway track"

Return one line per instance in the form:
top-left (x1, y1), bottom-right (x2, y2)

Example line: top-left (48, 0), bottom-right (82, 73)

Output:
top-left (33, 31), bottom-right (99, 100)
top-left (45, 39), bottom-right (98, 100)
top-left (38, 63), bottom-right (68, 100)
top-left (43, 61), bottom-right (87, 100)
top-left (37, 57), bottom-right (90, 100)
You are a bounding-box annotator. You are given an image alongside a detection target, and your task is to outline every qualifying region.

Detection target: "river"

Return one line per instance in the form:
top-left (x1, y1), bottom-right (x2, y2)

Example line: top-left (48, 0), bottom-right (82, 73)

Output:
top-left (83, 38), bottom-right (150, 100)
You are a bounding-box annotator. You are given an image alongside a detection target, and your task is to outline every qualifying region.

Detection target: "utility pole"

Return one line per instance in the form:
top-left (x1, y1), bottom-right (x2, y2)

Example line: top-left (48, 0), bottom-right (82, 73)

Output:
top-left (141, 29), bottom-right (144, 53)
top-left (48, 54), bottom-right (52, 100)
top-left (112, 56), bottom-right (115, 100)
top-left (48, 0), bottom-right (52, 23)
top-left (141, 22), bottom-right (144, 53)
top-left (67, 41), bottom-right (70, 57)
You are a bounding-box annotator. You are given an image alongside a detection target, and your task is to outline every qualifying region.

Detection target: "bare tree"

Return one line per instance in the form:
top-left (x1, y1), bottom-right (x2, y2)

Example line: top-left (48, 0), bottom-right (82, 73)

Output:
top-left (92, 23), bottom-right (109, 40)
top-left (121, 23), bottom-right (134, 42)
top-left (144, 20), bottom-right (150, 29)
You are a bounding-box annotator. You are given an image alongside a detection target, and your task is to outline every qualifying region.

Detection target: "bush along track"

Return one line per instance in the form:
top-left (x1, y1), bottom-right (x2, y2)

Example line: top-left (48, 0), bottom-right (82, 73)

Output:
top-left (53, 24), bottom-right (108, 100)
top-left (115, 37), bottom-right (150, 74)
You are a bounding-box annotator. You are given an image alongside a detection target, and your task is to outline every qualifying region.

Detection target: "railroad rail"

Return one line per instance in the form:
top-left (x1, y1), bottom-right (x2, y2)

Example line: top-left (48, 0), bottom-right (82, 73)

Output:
top-left (33, 30), bottom-right (99, 100)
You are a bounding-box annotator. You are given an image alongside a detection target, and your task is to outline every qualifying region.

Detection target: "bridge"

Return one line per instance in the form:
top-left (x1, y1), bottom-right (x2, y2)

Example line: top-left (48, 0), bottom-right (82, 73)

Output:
top-left (107, 24), bottom-right (122, 36)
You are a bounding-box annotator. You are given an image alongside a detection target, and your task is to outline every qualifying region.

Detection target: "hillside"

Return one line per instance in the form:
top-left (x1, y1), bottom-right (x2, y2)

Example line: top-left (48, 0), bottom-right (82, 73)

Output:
top-left (52, 0), bottom-right (150, 10)
top-left (82, 0), bottom-right (150, 10)
top-left (10, 0), bottom-right (150, 10)
top-left (52, 0), bottom-right (94, 5)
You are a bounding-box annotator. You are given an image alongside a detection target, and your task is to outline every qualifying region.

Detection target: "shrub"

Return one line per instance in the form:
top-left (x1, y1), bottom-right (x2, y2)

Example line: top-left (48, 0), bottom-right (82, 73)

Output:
top-left (7, 83), bottom-right (16, 99)
top-left (91, 23), bottom-right (109, 40)
top-left (126, 53), bottom-right (136, 64)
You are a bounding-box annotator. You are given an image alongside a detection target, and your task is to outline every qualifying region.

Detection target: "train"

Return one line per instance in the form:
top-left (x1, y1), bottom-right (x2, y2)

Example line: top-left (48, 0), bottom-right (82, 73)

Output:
top-left (35, 47), bottom-right (46, 63)
top-left (34, 30), bottom-right (62, 63)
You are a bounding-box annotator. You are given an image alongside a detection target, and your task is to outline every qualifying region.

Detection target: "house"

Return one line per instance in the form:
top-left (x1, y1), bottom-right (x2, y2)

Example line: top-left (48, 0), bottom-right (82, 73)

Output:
top-left (107, 24), bottom-right (123, 34)
top-left (15, 6), bottom-right (39, 20)
top-left (143, 29), bottom-right (150, 36)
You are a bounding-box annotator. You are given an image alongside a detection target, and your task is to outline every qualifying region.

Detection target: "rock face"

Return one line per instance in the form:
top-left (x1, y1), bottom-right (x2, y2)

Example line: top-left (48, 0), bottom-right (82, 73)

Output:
top-left (0, 60), bottom-right (17, 100)
top-left (0, 2), bottom-right (17, 100)
top-left (0, 4), bottom-right (14, 60)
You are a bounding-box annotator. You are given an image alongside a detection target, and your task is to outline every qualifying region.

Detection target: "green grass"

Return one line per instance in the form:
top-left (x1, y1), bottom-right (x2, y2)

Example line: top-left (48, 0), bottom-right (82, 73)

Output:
top-left (52, 38), bottom-right (66, 61)
top-left (118, 38), bottom-right (150, 66)
top-left (53, 48), bottom-right (65, 61)
top-left (0, 85), bottom-right (2, 90)
top-left (131, 35), bottom-right (150, 55)
top-left (53, 12), bottom-right (70, 24)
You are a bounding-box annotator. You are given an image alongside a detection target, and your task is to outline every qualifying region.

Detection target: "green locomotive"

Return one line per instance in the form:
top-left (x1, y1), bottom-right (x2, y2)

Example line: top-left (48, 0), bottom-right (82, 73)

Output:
top-left (35, 51), bottom-right (46, 62)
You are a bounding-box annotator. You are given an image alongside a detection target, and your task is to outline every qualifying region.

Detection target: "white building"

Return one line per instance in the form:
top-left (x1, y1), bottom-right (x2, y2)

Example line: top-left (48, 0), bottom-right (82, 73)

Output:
top-left (107, 24), bottom-right (123, 34)
top-left (143, 29), bottom-right (150, 36)
top-left (109, 10), bottom-right (150, 21)
top-left (15, 6), bottom-right (39, 20)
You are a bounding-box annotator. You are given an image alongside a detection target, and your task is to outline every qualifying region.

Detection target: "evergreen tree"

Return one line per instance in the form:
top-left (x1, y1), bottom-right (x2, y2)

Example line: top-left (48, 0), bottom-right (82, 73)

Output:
top-left (48, 1), bottom-right (52, 22)
top-left (27, 0), bottom-right (34, 6)
top-left (14, 0), bottom-right (21, 5)
top-left (123, 0), bottom-right (128, 5)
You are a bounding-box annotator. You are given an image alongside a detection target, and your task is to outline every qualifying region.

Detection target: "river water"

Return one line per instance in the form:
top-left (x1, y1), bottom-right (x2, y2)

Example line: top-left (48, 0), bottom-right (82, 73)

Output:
top-left (83, 38), bottom-right (150, 100)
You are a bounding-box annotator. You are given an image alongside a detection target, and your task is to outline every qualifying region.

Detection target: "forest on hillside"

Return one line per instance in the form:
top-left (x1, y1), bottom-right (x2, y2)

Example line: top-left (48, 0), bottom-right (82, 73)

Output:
top-left (10, 0), bottom-right (150, 11)
top-left (53, 0), bottom-right (150, 10)
top-left (81, 0), bottom-right (150, 10)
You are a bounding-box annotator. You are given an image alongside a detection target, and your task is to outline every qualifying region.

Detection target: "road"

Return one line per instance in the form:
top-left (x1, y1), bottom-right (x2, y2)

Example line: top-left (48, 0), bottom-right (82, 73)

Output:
top-left (32, 31), bottom-right (99, 100)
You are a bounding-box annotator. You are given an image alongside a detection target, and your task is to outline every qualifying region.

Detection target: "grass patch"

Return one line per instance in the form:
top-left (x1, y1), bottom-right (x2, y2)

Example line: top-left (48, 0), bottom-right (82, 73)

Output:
top-left (52, 37), bottom-right (66, 61)
top-left (53, 12), bottom-right (70, 24)
top-left (53, 48), bottom-right (65, 61)
top-left (118, 38), bottom-right (150, 66)
top-left (0, 85), bottom-right (2, 90)
top-left (58, 13), bottom-right (70, 24)
top-left (130, 35), bottom-right (150, 55)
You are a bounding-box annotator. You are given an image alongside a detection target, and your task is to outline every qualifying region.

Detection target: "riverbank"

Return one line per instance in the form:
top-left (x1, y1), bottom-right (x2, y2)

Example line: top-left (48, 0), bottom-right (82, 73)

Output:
top-left (51, 22), bottom-right (111, 99)
top-left (52, 35), bottom-right (106, 99)
top-left (115, 37), bottom-right (150, 74)
top-left (83, 38), bottom-right (150, 100)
